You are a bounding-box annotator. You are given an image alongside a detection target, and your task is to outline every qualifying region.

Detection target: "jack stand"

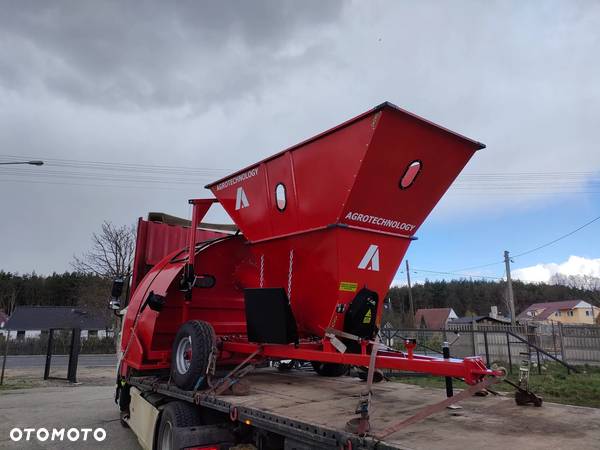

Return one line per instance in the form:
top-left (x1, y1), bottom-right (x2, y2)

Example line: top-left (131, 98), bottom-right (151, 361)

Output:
top-left (503, 378), bottom-right (543, 407)
top-left (515, 388), bottom-right (543, 407)
top-left (518, 351), bottom-right (531, 389)
top-left (507, 352), bottom-right (543, 407)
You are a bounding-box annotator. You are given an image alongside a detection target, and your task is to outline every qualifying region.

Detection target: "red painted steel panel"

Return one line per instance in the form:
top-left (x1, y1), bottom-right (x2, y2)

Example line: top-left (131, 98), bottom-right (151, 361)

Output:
top-left (120, 102), bottom-right (488, 381)
top-left (130, 218), bottom-right (229, 293)
top-left (341, 108), bottom-right (478, 236)
top-left (209, 113), bottom-right (374, 241)
top-left (265, 151), bottom-right (299, 236)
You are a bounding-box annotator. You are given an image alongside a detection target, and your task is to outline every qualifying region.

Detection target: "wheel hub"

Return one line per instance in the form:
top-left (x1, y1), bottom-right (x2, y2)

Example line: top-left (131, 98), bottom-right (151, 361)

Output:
top-left (175, 336), bottom-right (192, 374)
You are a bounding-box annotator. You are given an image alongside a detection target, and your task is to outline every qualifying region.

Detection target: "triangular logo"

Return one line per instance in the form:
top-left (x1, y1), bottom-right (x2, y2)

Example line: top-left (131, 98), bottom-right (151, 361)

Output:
top-left (235, 187), bottom-right (249, 210)
top-left (363, 309), bottom-right (372, 324)
top-left (358, 244), bottom-right (380, 271)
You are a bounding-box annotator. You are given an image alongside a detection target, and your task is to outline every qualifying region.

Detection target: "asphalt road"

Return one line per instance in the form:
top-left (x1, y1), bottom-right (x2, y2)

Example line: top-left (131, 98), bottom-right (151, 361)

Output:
top-left (0, 385), bottom-right (140, 450)
top-left (2, 354), bottom-right (117, 369)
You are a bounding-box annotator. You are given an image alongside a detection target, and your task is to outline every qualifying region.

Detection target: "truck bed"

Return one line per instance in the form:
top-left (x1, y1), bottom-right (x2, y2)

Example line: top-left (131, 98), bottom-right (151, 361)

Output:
top-left (130, 368), bottom-right (600, 450)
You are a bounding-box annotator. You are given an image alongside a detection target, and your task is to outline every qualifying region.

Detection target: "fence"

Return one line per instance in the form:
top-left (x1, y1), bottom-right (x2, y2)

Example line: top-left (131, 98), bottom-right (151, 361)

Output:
top-left (380, 323), bottom-right (600, 373)
top-left (0, 332), bottom-right (117, 355)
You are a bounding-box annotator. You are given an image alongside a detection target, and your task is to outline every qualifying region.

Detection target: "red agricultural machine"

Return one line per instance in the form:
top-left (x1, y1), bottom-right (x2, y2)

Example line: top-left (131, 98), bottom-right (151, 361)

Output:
top-left (114, 103), bottom-right (505, 443)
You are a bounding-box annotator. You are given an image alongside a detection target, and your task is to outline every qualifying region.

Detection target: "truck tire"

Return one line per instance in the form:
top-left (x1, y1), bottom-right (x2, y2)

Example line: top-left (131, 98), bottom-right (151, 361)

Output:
top-left (311, 361), bottom-right (348, 377)
top-left (156, 401), bottom-right (203, 450)
top-left (171, 320), bottom-right (215, 390)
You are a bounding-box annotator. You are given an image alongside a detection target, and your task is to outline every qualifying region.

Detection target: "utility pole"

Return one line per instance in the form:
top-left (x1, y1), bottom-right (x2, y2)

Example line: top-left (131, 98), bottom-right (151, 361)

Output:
top-left (406, 260), bottom-right (415, 328)
top-left (504, 250), bottom-right (516, 326)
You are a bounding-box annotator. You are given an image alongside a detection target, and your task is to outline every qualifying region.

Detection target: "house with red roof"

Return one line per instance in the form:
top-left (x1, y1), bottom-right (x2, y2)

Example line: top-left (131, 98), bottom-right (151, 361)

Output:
top-left (517, 300), bottom-right (599, 325)
top-left (414, 308), bottom-right (458, 329)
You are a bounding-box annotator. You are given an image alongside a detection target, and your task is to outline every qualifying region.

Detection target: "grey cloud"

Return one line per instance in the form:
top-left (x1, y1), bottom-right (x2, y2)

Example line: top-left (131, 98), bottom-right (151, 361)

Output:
top-left (2, 1), bottom-right (600, 275)
top-left (0, 1), bottom-right (345, 110)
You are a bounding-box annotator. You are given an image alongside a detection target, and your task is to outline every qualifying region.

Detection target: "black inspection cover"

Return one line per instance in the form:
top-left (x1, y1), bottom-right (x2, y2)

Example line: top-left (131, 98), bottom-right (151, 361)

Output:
top-left (244, 288), bottom-right (298, 344)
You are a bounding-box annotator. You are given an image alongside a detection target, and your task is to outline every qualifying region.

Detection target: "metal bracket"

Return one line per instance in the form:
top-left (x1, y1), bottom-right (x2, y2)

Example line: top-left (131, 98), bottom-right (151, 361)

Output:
top-left (198, 347), bottom-right (262, 402)
top-left (375, 375), bottom-right (501, 440)
top-left (325, 333), bottom-right (347, 354)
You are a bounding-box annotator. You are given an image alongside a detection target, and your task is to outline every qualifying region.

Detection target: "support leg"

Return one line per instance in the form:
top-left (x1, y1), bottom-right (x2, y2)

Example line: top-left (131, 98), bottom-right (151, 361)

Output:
top-left (67, 328), bottom-right (81, 383)
top-left (44, 329), bottom-right (54, 380)
top-left (0, 334), bottom-right (9, 385)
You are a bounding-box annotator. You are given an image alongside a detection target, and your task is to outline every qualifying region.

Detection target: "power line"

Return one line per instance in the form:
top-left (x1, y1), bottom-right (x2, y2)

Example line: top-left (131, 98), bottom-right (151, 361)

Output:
top-left (0, 154), bottom-right (233, 190)
top-left (410, 269), bottom-right (503, 281)
top-left (398, 268), bottom-right (503, 281)
top-left (0, 168), bottom-right (216, 184)
top-left (425, 213), bottom-right (600, 277)
top-left (451, 260), bottom-right (505, 272)
top-left (0, 178), bottom-right (197, 191)
top-left (2, 155), bottom-right (599, 195)
top-left (0, 154), bottom-right (232, 174)
top-left (397, 268), bottom-right (546, 285)
top-left (511, 214), bottom-right (600, 258)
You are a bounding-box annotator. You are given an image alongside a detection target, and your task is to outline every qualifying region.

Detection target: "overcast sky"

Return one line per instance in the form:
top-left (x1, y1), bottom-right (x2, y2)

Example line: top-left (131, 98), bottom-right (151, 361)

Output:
top-left (1, 1), bottom-right (599, 284)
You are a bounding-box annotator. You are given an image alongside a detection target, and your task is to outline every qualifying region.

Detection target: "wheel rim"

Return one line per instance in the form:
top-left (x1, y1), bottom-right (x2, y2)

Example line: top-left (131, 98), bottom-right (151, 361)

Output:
top-left (161, 420), bottom-right (173, 450)
top-left (175, 336), bottom-right (192, 375)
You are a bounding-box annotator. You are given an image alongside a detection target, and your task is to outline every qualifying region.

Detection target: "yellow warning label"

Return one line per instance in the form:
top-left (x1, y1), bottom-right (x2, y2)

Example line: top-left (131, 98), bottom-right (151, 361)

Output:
top-left (339, 281), bottom-right (358, 292)
top-left (363, 309), bottom-right (372, 324)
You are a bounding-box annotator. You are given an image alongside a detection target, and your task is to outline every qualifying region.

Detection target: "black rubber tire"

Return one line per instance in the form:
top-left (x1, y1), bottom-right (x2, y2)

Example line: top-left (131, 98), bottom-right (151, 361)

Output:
top-left (357, 368), bottom-right (384, 383)
top-left (311, 361), bottom-right (349, 377)
top-left (276, 360), bottom-right (297, 372)
top-left (170, 320), bottom-right (216, 390)
top-left (156, 401), bottom-right (203, 450)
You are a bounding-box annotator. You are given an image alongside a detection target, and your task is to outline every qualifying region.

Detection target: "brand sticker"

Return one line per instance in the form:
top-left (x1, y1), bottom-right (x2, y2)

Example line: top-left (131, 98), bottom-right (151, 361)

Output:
top-left (235, 186), bottom-right (250, 210)
top-left (216, 167), bottom-right (259, 191)
top-left (339, 281), bottom-right (358, 292)
top-left (358, 244), bottom-right (380, 271)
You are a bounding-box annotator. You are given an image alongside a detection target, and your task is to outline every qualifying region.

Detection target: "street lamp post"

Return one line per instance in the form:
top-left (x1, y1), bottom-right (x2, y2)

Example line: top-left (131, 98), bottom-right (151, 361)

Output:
top-left (0, 160), bottom-right (44, 166)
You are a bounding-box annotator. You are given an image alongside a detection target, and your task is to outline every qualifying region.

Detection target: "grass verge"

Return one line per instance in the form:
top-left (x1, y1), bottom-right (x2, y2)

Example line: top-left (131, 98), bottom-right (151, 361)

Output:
top-left (394, 362), bottom-right (600, 408)
top-left (0, 378), bottom-right (43, 392)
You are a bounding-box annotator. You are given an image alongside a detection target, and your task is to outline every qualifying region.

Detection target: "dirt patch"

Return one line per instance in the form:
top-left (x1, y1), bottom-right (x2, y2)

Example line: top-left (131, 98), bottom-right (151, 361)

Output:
top-left (0, 366), bottom-right (115, 392)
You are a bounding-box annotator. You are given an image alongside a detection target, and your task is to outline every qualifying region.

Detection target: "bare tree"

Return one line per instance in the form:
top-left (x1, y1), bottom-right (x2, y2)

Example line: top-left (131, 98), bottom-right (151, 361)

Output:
top-left (550, 273), bottom-right (600, 291)
top-left (72, 221), bottom-right (136, 278)
top-left (0, 287), bottom-right (17, 316)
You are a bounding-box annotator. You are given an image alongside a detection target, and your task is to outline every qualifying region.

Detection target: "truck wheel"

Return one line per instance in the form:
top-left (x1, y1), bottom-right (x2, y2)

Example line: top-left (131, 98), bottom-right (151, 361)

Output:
top-left (311, 361), bottom-right (348, 377)
top-left (171, 320), bottom-right (215, 390)
top-left (156, 401), bottom-right (203, 450)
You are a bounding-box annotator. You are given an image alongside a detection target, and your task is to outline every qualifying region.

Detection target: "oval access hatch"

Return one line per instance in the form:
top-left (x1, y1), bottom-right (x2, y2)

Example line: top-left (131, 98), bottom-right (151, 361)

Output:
top-left (399, 160), bottom-right (422, 189)
top-left (275, 183), bottom-right (287, 211)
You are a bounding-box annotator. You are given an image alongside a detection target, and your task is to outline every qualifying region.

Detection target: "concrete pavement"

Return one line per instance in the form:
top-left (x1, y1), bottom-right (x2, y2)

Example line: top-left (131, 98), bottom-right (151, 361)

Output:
top-left (0, 384), bottom-right (140, 450)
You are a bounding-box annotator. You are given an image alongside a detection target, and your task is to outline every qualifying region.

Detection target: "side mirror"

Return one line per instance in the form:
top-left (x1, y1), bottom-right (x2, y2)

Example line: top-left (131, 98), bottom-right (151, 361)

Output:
top-left (193, 274), bottom-right (216, 289)
top-left (109, 277), bottom-right (124, 310)
top-left (111, 278), bottom-right (124, 298)
top-left (109, 299), bottom-right (121, 310)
